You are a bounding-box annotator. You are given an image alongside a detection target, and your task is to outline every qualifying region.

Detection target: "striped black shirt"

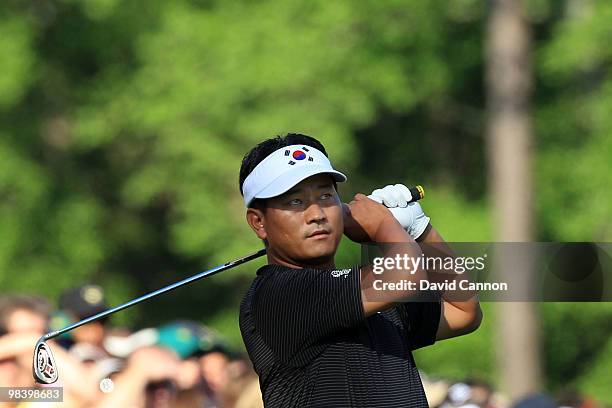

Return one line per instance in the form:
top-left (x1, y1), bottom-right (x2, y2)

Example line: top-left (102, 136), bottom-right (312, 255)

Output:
top-left (239, 264), bottom-right (441, 407)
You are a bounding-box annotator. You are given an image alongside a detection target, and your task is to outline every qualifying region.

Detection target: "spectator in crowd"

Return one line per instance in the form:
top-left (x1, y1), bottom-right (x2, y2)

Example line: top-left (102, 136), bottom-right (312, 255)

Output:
top-left (59, 284), bottom-right (110, 352)
top-left (0, 295), bottom-right (53, 384)
top-left (222, 354), bottom-right (263, 408)
top-left (556, 389), bottom-right (600, 408)
top-left (101, 320), bottom-right (226, 407)
top-left (156, 321), bottom-right (217, 406)
top-left (0, 294), bottom-right (100, 407)
top-left (95, 346), bottom-right (181, 408)
top-left (0, 295), bottom-right (51, 335)
top-left (467, 379), bottom-right (495, 408)
top-left (512, 393), bottom-right (558, 408)
top-left (438, 380), bottom-right (503, 408)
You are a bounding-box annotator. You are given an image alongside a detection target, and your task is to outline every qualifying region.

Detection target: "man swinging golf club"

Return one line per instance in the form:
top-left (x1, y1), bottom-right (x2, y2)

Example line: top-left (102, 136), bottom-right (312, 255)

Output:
top-left (239, 133), bottom-right (482, 407)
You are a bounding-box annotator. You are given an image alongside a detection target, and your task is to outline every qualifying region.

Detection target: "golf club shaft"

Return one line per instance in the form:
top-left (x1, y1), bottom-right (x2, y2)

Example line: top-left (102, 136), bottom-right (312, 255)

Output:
top-left (43, 248), bottom-right (267, 341)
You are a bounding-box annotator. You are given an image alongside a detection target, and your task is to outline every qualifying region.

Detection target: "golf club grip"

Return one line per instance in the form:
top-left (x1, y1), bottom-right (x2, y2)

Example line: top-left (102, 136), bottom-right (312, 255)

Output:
top-left (408, 185), bottom-right (425, 202)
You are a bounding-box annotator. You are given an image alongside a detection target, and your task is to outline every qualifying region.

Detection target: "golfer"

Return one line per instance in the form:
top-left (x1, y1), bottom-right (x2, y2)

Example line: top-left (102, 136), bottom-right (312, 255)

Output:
top-left (239, 133), bottom-right (482, 407)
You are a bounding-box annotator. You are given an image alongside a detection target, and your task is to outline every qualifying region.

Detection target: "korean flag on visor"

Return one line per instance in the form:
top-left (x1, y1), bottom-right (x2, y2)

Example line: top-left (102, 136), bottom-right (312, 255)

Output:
top-left (242, 145), bottom-right (347, 207)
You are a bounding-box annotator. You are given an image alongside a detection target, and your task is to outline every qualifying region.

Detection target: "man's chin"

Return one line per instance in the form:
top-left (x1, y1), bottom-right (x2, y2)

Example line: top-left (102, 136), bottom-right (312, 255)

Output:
top-left (299, 248), bottom-right (337, 268)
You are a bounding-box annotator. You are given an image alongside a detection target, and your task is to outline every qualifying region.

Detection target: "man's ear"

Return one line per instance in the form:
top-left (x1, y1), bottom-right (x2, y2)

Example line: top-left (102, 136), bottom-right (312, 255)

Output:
top-left (246, 208), bottom-right (267, 240)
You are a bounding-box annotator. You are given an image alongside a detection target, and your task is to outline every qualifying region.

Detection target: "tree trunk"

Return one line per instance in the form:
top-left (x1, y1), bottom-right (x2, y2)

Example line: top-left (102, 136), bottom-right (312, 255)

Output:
top-left (486, 0), bottom-right (542, 399)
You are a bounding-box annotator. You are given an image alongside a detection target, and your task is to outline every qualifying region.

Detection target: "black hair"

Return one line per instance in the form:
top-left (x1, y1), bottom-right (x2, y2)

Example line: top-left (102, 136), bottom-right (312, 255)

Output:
top-left (239, 133), bottom-right (330, 207)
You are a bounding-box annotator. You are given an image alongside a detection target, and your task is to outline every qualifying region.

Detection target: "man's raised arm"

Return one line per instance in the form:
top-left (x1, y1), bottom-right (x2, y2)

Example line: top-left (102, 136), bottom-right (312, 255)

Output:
top-left (367, 184), bottom-right (482, 340)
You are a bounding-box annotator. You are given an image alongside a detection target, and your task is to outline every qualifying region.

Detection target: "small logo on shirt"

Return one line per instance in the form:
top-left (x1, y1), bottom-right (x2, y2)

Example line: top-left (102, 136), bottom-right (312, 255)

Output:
top-left (331, 269), bottom-right (351, 278)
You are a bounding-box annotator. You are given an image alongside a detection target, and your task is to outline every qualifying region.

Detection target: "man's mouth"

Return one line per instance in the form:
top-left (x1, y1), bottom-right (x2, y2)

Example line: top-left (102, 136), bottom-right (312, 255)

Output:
top-left (307, 229), bottom-right (331, 238)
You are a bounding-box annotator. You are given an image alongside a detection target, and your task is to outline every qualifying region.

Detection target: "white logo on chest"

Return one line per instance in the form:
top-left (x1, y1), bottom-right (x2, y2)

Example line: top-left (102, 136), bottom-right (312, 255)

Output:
top-left (331, 269), bottom-right (351, 278)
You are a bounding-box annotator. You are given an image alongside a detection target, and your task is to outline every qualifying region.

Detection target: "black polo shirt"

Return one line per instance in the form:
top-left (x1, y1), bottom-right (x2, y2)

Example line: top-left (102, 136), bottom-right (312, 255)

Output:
top-left (239, 264), bottom-right (441, 407)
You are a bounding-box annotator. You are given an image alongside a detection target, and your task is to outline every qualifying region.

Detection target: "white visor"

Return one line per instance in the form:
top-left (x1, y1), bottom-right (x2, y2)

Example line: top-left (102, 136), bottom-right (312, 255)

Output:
top-left (242, 144), bottom-right (347, 207)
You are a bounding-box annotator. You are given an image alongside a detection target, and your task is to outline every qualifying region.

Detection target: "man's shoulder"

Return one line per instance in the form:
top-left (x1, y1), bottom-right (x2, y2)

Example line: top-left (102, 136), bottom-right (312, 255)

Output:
top-left (240, 264), bottom-right (293, 307)
top-left (238, 265), bottom-right (299, 344)
top-left (239, 264), bottom-right (358, 311)
top-left (239, 265), bottom-right (280, 313)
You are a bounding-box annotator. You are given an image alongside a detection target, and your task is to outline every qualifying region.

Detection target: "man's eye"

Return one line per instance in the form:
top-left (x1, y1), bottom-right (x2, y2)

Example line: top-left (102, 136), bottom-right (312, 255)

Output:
top-left (321, 193), bottom-right (332, 199)
top-left (289, 198), bottom-right (302, 205)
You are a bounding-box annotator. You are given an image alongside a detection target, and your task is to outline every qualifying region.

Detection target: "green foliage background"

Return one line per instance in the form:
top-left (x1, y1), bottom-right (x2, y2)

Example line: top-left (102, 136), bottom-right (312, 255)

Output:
top-left (1, 0), bottom-right (611, 402)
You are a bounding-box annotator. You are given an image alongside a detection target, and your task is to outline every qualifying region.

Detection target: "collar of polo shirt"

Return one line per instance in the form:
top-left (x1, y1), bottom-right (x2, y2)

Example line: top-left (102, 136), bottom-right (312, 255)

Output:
top-left (242, 144), bottom-right (347, 207)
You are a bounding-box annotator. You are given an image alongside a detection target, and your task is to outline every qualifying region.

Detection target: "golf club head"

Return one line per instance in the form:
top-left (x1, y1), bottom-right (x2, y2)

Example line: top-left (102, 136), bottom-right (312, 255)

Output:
top-left (33, 338), bottom-right (58, 384)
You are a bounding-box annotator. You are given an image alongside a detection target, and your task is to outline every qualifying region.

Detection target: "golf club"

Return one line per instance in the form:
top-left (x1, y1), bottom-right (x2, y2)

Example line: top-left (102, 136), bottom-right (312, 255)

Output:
top-left (33, 248), bottom-right (267, 384)
top-left (32, 184), bottom-right (425, 384)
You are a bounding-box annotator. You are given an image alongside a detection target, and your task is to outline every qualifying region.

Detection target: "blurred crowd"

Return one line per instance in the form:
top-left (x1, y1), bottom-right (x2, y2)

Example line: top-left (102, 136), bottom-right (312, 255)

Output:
top-left (0, 286), bottom-right (262, 408)
top-left (0, 287), bottom-right (606, 408)
top-left (421, 377), bottom-right (604, 408)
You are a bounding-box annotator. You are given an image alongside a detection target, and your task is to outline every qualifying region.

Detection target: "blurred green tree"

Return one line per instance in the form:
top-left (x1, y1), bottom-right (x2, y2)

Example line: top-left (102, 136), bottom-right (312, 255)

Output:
top-left (0, 0), bottom-right (611, 401)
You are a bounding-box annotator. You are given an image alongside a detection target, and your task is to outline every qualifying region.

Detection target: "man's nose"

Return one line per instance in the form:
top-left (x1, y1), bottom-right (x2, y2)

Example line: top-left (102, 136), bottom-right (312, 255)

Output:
top-left (305, 202), bottom-right (327, 224)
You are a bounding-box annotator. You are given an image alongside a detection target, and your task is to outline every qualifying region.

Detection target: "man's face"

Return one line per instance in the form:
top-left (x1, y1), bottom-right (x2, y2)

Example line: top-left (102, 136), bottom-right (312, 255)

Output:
top-left (72, 321), bottom-right (105, 346)
top-left (6, 309), bottom-right (47, 334)
top-left (249, 173), bottom-right (343, 268)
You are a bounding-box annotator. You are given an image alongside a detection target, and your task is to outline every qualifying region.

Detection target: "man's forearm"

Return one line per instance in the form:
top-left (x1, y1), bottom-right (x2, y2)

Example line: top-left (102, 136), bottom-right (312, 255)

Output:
top-left (417, 224), bottom-right (481, 315)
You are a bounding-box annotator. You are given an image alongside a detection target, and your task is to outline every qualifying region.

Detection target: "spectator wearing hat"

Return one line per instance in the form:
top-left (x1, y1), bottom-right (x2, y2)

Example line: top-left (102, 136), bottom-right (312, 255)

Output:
top-left (59, 284), bottom-right (109, 350)
top-left (95, 346), bottom-right (182, 408)
top-left (103, 321), bottom-right (229, 407)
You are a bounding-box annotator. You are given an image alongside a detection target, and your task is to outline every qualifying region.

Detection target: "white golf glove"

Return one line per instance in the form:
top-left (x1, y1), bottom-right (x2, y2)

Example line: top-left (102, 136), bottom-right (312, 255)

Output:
top-left (368, 184), bottom-right (430, 239)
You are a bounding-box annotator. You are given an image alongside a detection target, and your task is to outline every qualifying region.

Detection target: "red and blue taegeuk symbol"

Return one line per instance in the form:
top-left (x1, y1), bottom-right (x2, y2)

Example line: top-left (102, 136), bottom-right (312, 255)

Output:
top-left (292, 150), bottom-right (307, 160)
